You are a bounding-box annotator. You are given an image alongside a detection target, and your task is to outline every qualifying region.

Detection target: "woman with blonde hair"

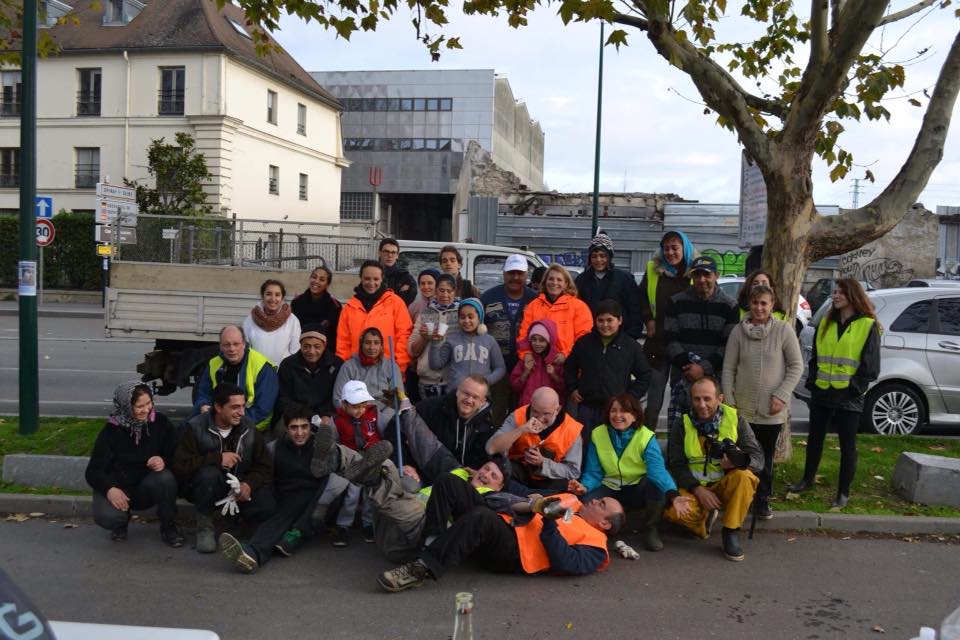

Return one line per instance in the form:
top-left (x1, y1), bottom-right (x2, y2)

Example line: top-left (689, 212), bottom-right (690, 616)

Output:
top-left (789, 278), bottom-right (880, 509)
top-left (516, 264), bottom-right (593, 365)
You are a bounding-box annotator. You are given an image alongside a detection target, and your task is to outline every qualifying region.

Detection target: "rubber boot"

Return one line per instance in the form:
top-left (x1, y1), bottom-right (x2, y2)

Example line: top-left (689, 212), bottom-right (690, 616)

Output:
top-left (637, 499), bottom-right (666, 552)
top-left (195, 512), bottom-right (217, 554)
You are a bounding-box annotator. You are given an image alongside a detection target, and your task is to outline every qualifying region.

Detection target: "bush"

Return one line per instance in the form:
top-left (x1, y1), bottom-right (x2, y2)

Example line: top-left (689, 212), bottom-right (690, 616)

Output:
top-left (0, 212), bottom-right (100, 291)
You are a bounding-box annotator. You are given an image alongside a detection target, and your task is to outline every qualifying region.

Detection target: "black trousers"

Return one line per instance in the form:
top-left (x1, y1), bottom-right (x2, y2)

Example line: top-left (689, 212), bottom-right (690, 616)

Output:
top-left (421, 471), bottom-right (488, 540)
top-left (749, 422), bottom-right (783, 500)
top-left (187, 466), bottom-right (276, 522)
top-left (420, 506), bottom-right (521, 579)
top-left (247, 481), bottom-right (328, 565)
top-left (92, 469), bottom-right (179, 530)
top-left (509, 461), bottom-right (568, 492)
top-left (804, 404), bottom-right (860, 496)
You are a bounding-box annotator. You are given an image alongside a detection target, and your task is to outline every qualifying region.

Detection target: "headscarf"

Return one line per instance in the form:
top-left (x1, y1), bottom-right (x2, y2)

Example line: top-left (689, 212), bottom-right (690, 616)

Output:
top-left (658, 230), bottom-right (696, 277)
top-left (109, 380), bottom-right (154, 445)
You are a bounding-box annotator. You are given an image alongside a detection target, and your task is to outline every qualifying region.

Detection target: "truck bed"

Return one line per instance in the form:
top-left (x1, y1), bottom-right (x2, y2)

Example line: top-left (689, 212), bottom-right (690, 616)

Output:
top-left (105, 288), bottom-right (258, 341)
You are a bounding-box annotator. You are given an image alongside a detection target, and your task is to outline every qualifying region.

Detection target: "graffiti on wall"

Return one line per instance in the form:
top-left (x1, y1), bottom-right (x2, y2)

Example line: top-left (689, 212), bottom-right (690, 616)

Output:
top-left (701, 249), bottom-right (748, 276)
top-left (537, 252), bottom-right (587, 267)
top-left (840, 247), bottom-right (914, 286)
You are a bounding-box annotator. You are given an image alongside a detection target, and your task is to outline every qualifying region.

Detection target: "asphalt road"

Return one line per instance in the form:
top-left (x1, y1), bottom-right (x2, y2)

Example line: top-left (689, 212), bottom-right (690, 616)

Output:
top-left (0, 518), bottom-right (957, 639)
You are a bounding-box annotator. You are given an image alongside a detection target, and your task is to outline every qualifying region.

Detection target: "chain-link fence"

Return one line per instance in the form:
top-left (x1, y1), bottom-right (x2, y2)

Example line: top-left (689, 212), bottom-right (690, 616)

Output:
top-left (110, 214), bottom-right (376, 271)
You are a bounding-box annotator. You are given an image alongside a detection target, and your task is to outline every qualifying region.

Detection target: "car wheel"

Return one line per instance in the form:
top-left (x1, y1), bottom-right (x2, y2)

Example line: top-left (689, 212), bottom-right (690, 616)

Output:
top-left (862, 383), bottom-right (926, 435)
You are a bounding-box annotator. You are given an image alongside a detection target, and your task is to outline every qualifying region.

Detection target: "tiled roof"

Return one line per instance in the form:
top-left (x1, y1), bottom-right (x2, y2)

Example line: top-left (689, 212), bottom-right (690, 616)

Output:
top-left (50, 0), bottom-right (340, 109)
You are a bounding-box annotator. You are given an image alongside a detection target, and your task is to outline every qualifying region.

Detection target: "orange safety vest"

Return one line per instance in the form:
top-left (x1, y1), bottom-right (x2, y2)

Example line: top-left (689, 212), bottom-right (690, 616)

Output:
top-left (508, 406), bottom-right (583, 463)
top-left (500, 494), bottom-right (610, 574)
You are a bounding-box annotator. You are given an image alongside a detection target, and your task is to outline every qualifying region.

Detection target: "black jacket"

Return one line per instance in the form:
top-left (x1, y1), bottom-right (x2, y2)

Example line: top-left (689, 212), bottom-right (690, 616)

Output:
top-left (173, 413), bottom-right (272, 492)
top-left (272, 433), bottom-right (324, 496)
top-left (384, 265), bottom-right (417, 306)
top-left (575, 267), bottom-right (644, 338)
top-left (85, 413), bottom-right (178, 496)
top-left (275, 350), bottom-right (343, 420)
top-left (414, 392), bottom-right (496, 470)
top-left (291, 289), bottom-right (342, 347)
top-left (805, 314), bottom-right (881, 413)
top-left (564, 330), bottom-right (652, 408)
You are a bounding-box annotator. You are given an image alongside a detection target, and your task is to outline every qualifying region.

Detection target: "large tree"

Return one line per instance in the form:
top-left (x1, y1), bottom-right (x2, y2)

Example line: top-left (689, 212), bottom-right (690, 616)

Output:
top-left (228, 0), bottom-right (959, 310)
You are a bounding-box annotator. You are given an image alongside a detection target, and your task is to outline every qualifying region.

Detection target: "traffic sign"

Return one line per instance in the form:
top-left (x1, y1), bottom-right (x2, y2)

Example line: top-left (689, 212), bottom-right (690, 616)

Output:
top-left (34, 196), bottom-right (53, 218)
top-left (96, 182), bottom-right (136, 201)
top-left (95, 224), bottom-right (137, 244)
top-left (96, 198), bottom-right (139, 225)
top-left (36, 219), bottom-right (55, 247)
top-left (161, 228), bottom-right (179, 240)
top-left (96, 244), bottom-right (113, 257)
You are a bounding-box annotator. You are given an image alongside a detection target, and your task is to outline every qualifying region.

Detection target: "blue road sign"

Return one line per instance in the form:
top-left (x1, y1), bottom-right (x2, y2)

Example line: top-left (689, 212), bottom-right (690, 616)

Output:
top-left (34, 196), bottom-right (53, 218)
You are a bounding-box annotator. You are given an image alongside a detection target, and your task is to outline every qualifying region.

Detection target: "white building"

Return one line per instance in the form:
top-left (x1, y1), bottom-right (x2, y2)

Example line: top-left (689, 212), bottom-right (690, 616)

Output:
top-left (0, 0), bottom-right (348, 223)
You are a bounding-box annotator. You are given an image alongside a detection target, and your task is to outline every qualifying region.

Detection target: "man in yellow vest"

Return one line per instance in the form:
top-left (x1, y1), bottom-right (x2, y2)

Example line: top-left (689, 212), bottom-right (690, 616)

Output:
top-left (193, 325), bottom-right (279, 431)
top-left (377, 489), bottom-right (624, 592)
top-left (485, 387), bottom-right (584, 491)
top-left (664, 376), bottom-right (764, 561)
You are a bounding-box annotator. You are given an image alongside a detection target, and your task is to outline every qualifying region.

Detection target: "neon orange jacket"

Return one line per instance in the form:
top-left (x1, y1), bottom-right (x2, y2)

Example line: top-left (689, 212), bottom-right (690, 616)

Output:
top-left (335, 290), bottom-right (414, 372)
top-left (517, 293), bottom-right (593, 358)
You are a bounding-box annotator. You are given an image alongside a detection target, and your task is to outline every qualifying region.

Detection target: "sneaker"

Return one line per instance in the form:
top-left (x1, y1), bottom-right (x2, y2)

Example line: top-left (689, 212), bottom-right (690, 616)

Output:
top-left (160, 522), bottom-right (185, 548)
top-left (342, 441), bottom-right (394, 485)
top-left (330, 526), bottom-right (350, 547)
top-left (721, 527), bottom-right (744, 562)
top-left (275, 529), bottom-right (303, 557)
top-left (362, 525), bottom-right (376, 544)
top-left (705, 509), bottom-right (720, 537)
top-left (219, 533), bottom-right (258, 574)
top-left (377, 559), bottom-right (431, 593)
top-left (756, 499), bottom-right (774, 521)
top-left (111, 525), bottom-right (128, 542)
top-left (310, 423), bottom-right (338, 478)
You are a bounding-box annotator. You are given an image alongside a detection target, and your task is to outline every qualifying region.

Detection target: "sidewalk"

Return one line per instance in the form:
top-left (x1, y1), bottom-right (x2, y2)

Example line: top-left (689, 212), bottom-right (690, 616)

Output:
top-left (0, 300), bottom-right (103, 319)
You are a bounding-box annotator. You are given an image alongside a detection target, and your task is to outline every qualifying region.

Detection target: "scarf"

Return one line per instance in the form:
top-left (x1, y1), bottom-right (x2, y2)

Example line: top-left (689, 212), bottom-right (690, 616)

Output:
top-left (658, 230), bottom-right (697, 276)
top-left (251, 302), bottom-right (292, 332)
top-left (354, 283), bottom-right (387, 312)
top-left (690, 405), bottom-right (724, 438)
top-left (109, 380), bottom-right (152, 445)
top-left (359, 353), bottom-right (381, 367)
top-left (429, 297), bottom-right (461, 313)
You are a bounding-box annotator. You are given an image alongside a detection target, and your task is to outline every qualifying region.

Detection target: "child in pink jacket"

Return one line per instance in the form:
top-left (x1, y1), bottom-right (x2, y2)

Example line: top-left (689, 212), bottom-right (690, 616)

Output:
top-left (510, 318), bottom-right (564, 406)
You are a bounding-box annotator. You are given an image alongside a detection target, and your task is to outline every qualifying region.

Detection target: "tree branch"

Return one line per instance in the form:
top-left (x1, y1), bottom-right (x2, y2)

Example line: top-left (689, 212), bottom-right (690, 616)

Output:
top-left (612, 12), bottom-right (648, 31)
top-left (782, 0), bottom-right (890, 146)
top-left (809, 0), bottom-right (829, 72)
top-left (830, 0), bottom-right (842, 30)
top-left (878, 0), bottom-right (935, 26)
top-left (808, 28), bottom-right (960, 260)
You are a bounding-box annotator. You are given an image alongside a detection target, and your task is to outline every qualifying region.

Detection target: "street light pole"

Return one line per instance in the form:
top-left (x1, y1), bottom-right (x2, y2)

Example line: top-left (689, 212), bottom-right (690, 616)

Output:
top-left (590, 21), bottom-right (605, 238)
top-left (18, 0), bottom-right (39, 434)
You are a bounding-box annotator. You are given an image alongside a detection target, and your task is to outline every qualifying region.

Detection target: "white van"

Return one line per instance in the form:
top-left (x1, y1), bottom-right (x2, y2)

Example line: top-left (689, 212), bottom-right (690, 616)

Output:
top-left (395, 240), bottom-right (547, 293)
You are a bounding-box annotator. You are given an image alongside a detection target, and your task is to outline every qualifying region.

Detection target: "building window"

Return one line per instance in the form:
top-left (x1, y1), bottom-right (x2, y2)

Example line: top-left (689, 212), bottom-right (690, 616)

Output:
top-left (1, 71), bottom-right (21, 117)
top-left (268, 165), bottom-right (279, 195)
top-left (0, 148), bottom-right (19, 187)
top-left (159, 67), bottom-right (185, 115)
top-left (340, 192), bottom-right (373, 220)
top-left (343, 137), bottom-right (453, 152)
top-left (297, 103), bottom-right (306, 135)
top-left (75, 147), bottom-right (100, 188)
top-left (340, 97), bottom-right (454, 112)
top-left (299, 173), bottom-right (308, 201)
top-left (77, 68), bottom-right (101, 116)
top-left (267, 90), bottom-right (277, 124)
top-left (103, 0), bottom-right (124, 23)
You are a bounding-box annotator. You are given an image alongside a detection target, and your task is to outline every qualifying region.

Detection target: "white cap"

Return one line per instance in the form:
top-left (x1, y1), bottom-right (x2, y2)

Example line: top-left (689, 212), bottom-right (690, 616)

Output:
top-left (342, 380), bottom-right (375, 405)
top-left (503, 254), bottom-right (528, 272)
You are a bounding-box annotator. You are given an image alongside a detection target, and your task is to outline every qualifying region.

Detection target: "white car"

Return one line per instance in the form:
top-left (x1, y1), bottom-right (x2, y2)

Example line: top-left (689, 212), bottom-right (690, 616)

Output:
top-left (716, 276), bottom-right (812, 332)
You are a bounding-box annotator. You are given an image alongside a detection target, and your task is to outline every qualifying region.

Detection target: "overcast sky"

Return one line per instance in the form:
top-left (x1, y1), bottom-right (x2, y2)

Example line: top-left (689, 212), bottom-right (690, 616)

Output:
top-left (275, 4), bottom-right (960, 211)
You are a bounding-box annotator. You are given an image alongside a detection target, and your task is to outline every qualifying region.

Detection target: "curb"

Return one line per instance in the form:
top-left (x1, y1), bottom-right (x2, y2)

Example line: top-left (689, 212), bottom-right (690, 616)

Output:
top-left (1, 494), bottom-right (958, 535)
top-left (0, 308), bottom-right (102, 319)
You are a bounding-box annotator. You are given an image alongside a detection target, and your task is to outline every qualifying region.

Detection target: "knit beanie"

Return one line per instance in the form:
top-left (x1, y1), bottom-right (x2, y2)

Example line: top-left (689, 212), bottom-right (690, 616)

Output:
top-left (459, 298), bottom-right (487, 335)
top-left (588, 231), bottom-right (614, 259)
top-left (528, 322), bottom-right (550, 342)
top-left (418, 268), bottom-right (441, 284)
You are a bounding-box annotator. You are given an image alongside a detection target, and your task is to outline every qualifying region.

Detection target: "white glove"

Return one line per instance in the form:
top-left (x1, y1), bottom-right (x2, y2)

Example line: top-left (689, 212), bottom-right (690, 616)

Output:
top-left (311, 414), bottom-right (322, 428)
top-left (614, 540), bottom-right (640, 560)
top-left (215, 494), bottom-right (240, 517)
top-left (225, 472), bottom-right (241, 496)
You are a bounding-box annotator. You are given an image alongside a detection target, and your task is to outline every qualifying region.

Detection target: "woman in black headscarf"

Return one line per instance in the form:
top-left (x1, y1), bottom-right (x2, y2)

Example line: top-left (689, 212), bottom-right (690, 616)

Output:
top-left (85, 381), bottom-right (184, 547)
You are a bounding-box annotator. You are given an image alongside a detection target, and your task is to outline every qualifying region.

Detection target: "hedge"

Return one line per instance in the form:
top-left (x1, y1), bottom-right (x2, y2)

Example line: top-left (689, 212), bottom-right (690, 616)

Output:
top-left (0, 211), bottom-right (100, 290)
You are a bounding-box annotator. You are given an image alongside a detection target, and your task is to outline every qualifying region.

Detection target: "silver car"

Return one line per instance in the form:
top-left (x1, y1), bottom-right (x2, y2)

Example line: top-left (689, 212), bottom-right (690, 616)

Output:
top-left (796, 287), bottom-right (960, 435)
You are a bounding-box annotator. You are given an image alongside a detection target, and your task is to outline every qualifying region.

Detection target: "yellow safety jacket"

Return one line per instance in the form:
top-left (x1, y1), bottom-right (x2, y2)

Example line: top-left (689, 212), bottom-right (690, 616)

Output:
top-left (592, 425), bottom-right (655, 490)
top-left (682, 404), bottom-right (739, 486)
top-left (814, 316), bottom-right (875, 390)
top-left (417, 468), bottom-right (494, 503)
top-left (208, 348), bottom-right (273, 431)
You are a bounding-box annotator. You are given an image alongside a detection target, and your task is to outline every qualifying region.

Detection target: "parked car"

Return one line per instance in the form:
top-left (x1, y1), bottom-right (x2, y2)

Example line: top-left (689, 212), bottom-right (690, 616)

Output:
top-left (395, 241), bottom-right (547, 294)
top-left (905, 278), bottom-right (960, 288)
top-left (716, 276), bottom-right (812, 333)
top-left (805, 278), bottom-right (875, 313)
top-left (796, 287), bottom-right (960, 435)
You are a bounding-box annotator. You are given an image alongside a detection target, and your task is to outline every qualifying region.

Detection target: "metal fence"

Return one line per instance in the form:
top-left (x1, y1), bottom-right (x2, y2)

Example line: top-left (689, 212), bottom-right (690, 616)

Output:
top-left (109, 214), bottom-right (376, 272)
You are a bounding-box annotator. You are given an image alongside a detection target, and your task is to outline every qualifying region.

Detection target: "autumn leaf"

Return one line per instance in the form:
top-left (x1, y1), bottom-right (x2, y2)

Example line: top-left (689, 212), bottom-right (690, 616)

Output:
top-left (870, 446), bottom-right (884, 453)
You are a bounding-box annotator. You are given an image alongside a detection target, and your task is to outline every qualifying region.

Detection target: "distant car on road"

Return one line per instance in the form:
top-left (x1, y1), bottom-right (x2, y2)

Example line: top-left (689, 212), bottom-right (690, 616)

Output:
top-left (905, 278), bottom-right (960, 288)
top-left (796, 287), bottom-right (960, 435)
top-left (716, 276), bottom-right (812, 333)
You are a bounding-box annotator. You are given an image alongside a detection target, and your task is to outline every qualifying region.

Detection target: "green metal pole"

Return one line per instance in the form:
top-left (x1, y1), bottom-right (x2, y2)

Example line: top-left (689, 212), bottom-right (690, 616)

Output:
top-left (18, 0), bottom-right (39, 434)
top-left (591, 22), bottom-right (605, 238)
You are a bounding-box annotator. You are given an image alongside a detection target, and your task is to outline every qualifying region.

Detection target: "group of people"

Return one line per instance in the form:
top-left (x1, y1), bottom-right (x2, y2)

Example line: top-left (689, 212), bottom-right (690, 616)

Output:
top-left (84, 233), bottom-right (880, 591)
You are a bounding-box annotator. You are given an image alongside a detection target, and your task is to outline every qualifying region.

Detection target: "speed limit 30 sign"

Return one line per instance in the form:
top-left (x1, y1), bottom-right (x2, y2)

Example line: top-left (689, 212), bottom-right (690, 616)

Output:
top-left (36, 218), bottom-right (55, 247)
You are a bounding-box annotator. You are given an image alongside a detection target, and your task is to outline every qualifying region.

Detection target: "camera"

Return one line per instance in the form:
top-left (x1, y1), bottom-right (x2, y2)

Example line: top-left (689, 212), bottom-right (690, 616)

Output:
top-left (705, 437), bottom-right (750, 470)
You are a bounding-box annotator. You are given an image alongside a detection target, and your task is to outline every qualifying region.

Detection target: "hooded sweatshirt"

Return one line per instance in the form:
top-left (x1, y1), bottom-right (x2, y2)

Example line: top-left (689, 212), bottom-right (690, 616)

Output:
top-left (510, 318), bottom-right (564, 406)
top-left (429, 326), bottom-right (506, 389)
top-left (332, 353), bottom-right (404, 413)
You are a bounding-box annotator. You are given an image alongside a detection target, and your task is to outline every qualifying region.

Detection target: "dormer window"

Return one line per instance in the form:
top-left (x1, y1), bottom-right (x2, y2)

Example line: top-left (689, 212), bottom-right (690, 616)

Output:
top-left (102, 0), bottom-right (144, 25)
top-left (226, 17), bottom-right (252, 39)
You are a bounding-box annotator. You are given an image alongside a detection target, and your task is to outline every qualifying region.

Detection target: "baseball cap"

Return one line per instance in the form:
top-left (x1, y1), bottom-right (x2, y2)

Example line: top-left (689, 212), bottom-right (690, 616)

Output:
top-left (342, 380), bottom-right (375, 405)
top-left (687, 256), bottom-right (718, 275)
top-left (503, 254), bottom-right (528, 272)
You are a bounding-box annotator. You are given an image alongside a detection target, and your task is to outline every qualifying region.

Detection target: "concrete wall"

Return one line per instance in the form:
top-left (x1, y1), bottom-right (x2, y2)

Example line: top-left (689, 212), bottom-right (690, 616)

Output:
top-left (491, 76), bottom-right (544, 190)
top-left (838, 205), bottom-right (939, 288)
